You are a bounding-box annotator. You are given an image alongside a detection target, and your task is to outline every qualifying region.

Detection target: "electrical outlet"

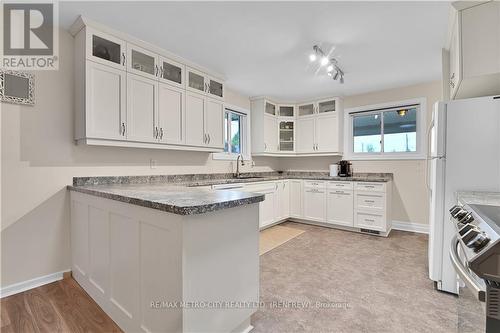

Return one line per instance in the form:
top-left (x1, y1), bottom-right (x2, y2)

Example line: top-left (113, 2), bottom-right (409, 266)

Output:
top-left (150, 159), bottom-right (157, 169)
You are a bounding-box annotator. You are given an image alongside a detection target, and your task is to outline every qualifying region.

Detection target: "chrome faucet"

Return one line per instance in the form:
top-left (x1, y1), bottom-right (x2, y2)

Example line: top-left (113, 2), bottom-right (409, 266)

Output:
top-left (235, 154), bottom-right (245, 178)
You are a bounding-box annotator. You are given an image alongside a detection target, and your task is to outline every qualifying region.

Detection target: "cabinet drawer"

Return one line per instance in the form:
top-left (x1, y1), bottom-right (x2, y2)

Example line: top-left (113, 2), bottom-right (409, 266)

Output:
top-left (355, 182), bottom-right (386, 192)
top-left (355, 211), bottom-right (385, 231)
top-left (327, 181), bottom-right (353, 190)
top-left (304, 180), bottom-right (326, 189)
top-left (355, 192), bottom-right (385, 210)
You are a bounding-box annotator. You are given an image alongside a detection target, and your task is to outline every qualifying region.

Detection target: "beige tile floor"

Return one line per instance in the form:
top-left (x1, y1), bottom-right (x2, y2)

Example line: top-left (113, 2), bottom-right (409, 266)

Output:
top-left (253, 222), bottom-right (479, 333)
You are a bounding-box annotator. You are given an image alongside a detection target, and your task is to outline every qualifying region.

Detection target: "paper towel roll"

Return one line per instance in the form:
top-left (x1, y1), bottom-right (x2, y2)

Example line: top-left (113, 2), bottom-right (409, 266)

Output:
top-left (329, 164), bottom-right (338, 177)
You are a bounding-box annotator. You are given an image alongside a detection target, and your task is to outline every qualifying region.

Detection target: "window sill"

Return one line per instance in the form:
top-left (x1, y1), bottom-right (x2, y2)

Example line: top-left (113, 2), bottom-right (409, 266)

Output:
top-left (343, 153), bottom-right (426, 161)
top-left (212, 153), bottom-right (251, 161)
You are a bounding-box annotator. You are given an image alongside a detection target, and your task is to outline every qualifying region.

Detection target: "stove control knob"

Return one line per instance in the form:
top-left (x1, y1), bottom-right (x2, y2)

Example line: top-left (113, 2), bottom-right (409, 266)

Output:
top-left (458, 212), bottom-right (474, 224)
top-left (467, 233), bottom-right (490, 252)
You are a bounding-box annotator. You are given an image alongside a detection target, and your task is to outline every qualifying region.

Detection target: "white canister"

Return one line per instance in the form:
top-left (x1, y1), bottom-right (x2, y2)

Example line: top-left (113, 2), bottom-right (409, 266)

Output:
top-left (329, 164), bottom-right (339, 177)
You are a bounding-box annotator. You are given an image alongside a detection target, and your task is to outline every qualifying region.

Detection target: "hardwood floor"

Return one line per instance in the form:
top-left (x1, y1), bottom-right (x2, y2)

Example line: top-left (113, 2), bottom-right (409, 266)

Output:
top-left (0, 278), bottom-right (122, 333)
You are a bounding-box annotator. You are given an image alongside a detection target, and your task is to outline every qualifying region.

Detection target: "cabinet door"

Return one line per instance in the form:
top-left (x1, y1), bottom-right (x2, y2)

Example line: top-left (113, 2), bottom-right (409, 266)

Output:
top-left (207, 77), bottom-right (224, 100)
top-left (186, 67), bottom-right (207, 95)
top-left (185, 92), bottom-right (206, 146)
top-left (303, 189), bottom-right (326, 222)
top-left (278, 105), bottom-right (295, 117)
top-left (280, 181), bottom-right (290, 219)
top-left (279, 121), bottom-right (295, 152)
top-left (85, 61), bottom-right (126, 140)
top-left (260, 188), bottom-right (277, 228)
top-left (264, 115), bottom-right (278, 152)
top-left (159, 57), bottom-right (184, 88)
top-left (126, 73), bottom-right (157, 142)
top-left (265, 101), bottom-right (277, 116)
top-left (315, 115), bottom-right (338, 152)
top-left (317, 98), bottom-right (336, 114)
top-left (289, 180), bottom-right (303, 218)
top-left (86, 28), bottom-right (126, 70)
top-left (157, 83), bottom-right (184, 144)
top-left (327, 190), bottom-right (354, 227)
top-left (127, 44), bottom-right (158, 79)
top-left (297, 117), bottom-right (315, 152)
top-left (205, 98), bottom-right (224, 148)
top-left (297, 103), bottom-right (315, 117)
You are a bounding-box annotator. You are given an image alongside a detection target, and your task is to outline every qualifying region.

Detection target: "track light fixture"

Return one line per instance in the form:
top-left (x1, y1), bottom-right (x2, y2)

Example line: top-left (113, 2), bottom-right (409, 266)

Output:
top-left (309, 45), bottom-right (345, 84)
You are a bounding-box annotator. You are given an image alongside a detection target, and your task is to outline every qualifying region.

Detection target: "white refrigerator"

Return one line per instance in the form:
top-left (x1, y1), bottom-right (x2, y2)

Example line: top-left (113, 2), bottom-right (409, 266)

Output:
top-left (428, 95), bottom-right (500, 294)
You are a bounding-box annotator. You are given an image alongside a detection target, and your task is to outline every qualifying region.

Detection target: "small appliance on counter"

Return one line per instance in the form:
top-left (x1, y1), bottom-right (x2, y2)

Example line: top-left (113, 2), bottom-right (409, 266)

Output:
top-left (329, 164), bottom-right (338, 177)
top-left (338, 160), bottom-right (352, 177)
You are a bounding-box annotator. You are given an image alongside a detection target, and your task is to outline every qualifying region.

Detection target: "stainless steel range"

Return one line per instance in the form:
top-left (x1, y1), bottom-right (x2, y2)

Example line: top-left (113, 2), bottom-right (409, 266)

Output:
top-left (449, 203), bottom-right (500, 332)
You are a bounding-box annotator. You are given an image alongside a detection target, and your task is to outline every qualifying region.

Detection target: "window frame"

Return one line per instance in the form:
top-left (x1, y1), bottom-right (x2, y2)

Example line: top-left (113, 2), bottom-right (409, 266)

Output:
top-left (212, 103), bottom-right (251, 161)
top-left (343, 98), bottom-right (427, 160)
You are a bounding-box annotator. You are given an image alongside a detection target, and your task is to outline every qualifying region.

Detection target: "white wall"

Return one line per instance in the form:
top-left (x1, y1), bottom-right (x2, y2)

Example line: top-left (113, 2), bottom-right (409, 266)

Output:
top-left (279, 81), bottom-right (442, 226)
top-left (0, 29), bottom-right (279, 287)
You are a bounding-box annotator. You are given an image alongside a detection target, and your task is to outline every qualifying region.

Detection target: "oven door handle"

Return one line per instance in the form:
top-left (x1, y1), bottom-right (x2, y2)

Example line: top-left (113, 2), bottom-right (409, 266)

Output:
top-left (449, 235), bottom-right (486, 302)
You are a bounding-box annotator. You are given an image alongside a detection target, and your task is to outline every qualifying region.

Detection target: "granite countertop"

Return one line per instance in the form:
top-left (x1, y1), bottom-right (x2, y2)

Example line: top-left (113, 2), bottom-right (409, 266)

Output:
top-left (68, 171), bottom-right (393, 215)
top-left (457, 191), bottom-right (500, 207)
top-left (68, 183), bottom-right (265, 215)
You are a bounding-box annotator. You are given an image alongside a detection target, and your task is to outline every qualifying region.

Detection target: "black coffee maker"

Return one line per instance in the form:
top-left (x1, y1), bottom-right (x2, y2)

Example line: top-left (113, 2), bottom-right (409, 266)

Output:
top-left (338, 160), bottom-right (352, 177)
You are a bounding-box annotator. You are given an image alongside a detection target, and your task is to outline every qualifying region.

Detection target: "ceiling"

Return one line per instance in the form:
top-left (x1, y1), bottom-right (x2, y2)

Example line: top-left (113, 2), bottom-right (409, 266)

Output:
top-left (60, 1), bottom-right (450, 101)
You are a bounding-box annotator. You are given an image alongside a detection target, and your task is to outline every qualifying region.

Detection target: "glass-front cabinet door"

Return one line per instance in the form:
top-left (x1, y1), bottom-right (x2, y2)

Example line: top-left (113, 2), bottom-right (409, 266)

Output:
top-left (317, 99), bottom-right (336, 114)
top-left (127, 44), bottom-right (158, 79)
top-left (265, 101), bottom-right (277, 116)
top-left (159, 57), bottom-right (184, 88)
top-left (298, 103), bottom-right (315, 117)
top-left (208, 78), bottom-right (224, 99)
top-left (87, 28), bottom-right (126, 70)
top-left (279, 120), bottom-right (294, 151)
top-left (279, 105), bottom-right (295, 117)
top-left (187, 67), bottom-right (206, 94)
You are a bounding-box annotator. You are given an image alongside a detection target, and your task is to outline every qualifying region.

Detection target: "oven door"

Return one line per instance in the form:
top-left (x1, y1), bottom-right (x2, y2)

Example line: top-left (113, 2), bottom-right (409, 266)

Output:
top-left (450, 235), bottom-right (486, 332)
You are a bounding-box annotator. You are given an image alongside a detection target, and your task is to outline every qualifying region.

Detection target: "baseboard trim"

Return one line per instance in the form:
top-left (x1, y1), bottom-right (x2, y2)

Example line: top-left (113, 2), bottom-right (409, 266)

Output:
top-left (0, 269), bottom-right (71, 298)
top-left (392, 220), bottom-right (429, 234)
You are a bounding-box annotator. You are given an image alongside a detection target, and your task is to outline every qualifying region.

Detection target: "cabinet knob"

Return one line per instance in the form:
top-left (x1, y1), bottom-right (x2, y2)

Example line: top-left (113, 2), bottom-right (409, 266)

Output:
top-left (122, 53), bottom-right (126, 66)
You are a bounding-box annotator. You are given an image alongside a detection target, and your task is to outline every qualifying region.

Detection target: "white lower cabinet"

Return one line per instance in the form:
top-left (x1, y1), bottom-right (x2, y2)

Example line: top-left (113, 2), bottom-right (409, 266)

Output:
top-left (326, 189), bottom-right (354, 227)
top-left (278, 180), bottom-right (290, 220)
top-left (303, 182), bottom-right (326, 222)
top-left (222, 179), bottom-right (391, 235)
top-left (289, 180), bottom-right (303, 218)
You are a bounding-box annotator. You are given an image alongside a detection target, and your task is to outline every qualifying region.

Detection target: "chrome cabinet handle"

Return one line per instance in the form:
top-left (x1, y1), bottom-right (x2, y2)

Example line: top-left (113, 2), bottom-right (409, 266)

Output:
top-left (154, 126), bottom-right (159, 139)
top-left (155, 65), bottom-right (159, 76)
top-left (365, 219), bottom-right (375, 222)
top-left (264, 143), bottom-right (267, 150)
top-left (364, 200), bottom-right (375, 203)
top-left (122, 52), bottom-right (126, 66)
top-left (203, 133), bottom-right (207, 143)
top-left (207, 83), bottom-right (211, 93)
top-left (208, 134), bottom-right (211, 144)
top-left (121, 122), bottom-right (126, 136)
top-left (160, 127), bottom-right (164, 140)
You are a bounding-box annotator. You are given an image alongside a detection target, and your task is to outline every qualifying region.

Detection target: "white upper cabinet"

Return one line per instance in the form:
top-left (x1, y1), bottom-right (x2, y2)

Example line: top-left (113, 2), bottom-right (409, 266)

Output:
top-left (72, 18), bottom-right (224, 151)
top-left (297, 117), bottom-right (315, 153)
top-left (157, 83), bottom-right (184, 144)
top-left (185, 92), bottom-right (206, 146)
top-left (186, 67), bottom-right (224, 100)
top-left (264, 114), bottom-right (278, 152)
top-left (84, 61), bottom-right (126, 140)
top-left (447, 1), bottom-right (500, 99)
top-left (205, 98), bottom-right (224, 148)
top-left (251, 96), bottom-right (342, 156)
top-left (159, 57), bottom-right (184, 88)
top-left (127, 44), bottom-right (159, 79)
top-left (315, 114), bottom-right (339, 152)
top-left (86, 28), bottom-right (126, 70)
top-left (126, 73), bottom-right (157, 143)
top-left (297, 103), bottom-right (315, 117)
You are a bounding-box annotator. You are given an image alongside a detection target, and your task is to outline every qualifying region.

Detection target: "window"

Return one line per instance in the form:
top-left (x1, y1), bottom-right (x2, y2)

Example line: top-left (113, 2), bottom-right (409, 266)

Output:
top-left (213, 106), bottom-right (249, 160)
top-left (345, 98), bottom-right (426, 160)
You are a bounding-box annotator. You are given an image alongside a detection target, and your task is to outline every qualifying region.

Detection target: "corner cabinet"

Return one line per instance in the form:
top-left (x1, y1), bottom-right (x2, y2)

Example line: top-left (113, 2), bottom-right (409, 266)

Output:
top-left (251, 97), bottom-right (343, 156)
top-left (72, 19), bottom-right (225, 152)
top-left (447, 1), bottom-right (500, 99)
